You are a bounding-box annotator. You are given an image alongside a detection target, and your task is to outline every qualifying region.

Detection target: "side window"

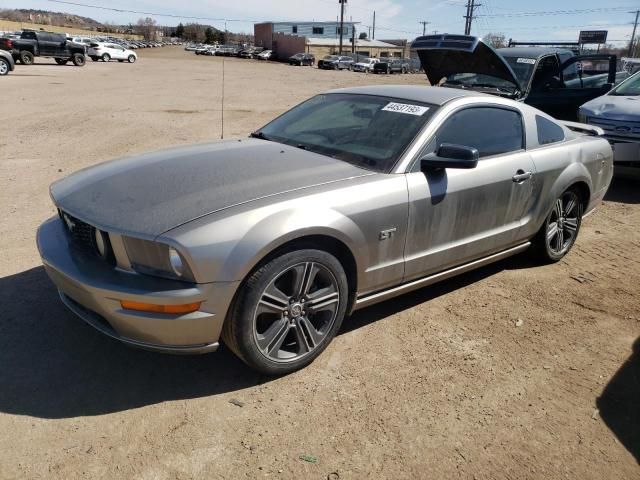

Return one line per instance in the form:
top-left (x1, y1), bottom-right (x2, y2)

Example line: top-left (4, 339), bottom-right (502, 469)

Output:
top-left (531, 55), bottom-right (560, 90)
top-left (427, 107), bottom-right (524, 159)
top-left (535, 115), bottom-right (565, 145)
top-left (23, 31), bottom-right (36, 40)
top-left (563, 58), bottom-right (613, 89)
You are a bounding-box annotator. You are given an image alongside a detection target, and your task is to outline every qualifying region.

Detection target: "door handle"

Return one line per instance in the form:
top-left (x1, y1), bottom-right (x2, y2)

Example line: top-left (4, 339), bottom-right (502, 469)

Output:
top-left (512, 170), bottom-right (532, 183)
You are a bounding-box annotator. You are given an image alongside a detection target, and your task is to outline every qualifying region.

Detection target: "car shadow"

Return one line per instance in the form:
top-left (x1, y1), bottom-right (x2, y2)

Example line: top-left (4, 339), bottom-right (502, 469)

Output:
top-left (1, 254), bottom-right (530, 419)
top-left (0, 266), bottom-right (268, 419)
top-left (606, 168), bottom-right (640, 205)
top-left (596, 337), bottom-right (640, 464)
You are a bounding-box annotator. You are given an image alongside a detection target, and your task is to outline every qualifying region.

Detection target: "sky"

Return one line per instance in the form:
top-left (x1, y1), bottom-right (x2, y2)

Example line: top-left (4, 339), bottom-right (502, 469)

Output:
top-left (1, 0), bottom-right (638, 46)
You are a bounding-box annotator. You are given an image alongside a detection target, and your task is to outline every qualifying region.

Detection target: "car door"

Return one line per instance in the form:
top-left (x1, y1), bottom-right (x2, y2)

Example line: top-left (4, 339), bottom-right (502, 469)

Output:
top-left (37, 33), bottom-right (56, 56)
top-left (403, 105), bottom-right (536, 281)
top-left (526, 55), bottom-right (616, 120)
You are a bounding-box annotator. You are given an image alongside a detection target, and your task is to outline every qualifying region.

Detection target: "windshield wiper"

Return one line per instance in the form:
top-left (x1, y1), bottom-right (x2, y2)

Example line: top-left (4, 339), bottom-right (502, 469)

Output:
top-left (250, 131), bottom-right (272, 141)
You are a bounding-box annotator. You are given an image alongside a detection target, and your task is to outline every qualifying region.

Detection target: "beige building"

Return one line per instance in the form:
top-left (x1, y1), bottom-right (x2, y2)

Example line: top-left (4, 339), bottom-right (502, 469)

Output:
top-left (268, 32), bottom-right (405, 60)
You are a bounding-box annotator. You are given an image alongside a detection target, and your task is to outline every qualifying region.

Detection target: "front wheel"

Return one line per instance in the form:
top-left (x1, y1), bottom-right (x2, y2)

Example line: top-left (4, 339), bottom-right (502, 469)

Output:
top-left (128, 55), bottom-right (136, 63)
top-left (222, 249), bottom-right (349, 375)
top-left (71, 53), bottom-right (85, 66)
top-left (533, 189), bottom-right (583, 263)
top-left (101, 53), bottom-right (110, 62)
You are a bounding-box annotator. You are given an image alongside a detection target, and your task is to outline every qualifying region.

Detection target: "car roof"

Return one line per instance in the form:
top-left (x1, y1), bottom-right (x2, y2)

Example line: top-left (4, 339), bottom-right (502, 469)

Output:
top-left (497, 47), bottom-right (573, 58)
top-left (326, 85), bottom-right (486, 106)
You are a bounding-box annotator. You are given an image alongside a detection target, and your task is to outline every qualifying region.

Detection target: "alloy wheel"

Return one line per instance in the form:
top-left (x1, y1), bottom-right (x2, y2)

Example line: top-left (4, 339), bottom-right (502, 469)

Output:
top-left (253, 261), bottom-right (340, 363)
top-left (546, 191), bottom-right (580, 256)
top-left (0, 60), bottom-right (8, 75)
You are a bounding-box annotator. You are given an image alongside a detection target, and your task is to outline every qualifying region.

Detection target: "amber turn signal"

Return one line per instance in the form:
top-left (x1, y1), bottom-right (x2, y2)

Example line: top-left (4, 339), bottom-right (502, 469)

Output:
top-left (120, 300), bottom-right (201, 314)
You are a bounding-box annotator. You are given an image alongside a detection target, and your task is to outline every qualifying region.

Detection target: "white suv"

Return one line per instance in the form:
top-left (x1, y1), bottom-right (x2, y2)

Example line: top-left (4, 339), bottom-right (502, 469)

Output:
top-left (88, 43), bottom-right (137, 63)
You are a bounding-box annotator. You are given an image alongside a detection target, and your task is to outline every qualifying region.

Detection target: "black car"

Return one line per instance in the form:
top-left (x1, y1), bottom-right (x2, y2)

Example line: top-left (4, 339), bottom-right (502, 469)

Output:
top-left (373, 58), bottom-right (410, 74)
top-left (1, 30), bottom-right (86, 66)
top-left (289, 53), bottom-right (315, 66)
top-left (412, 34), bottom-right (618, 120)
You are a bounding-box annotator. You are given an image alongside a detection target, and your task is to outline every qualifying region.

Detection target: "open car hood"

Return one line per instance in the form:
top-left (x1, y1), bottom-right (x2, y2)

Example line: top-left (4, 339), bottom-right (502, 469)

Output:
top-left (411, 34), bottom-right (522, 91)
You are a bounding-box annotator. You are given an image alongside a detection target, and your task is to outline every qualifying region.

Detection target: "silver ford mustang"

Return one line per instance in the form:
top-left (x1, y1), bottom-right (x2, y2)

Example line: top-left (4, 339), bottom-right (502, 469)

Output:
top-left (37, 85), bottom-right (613, 374)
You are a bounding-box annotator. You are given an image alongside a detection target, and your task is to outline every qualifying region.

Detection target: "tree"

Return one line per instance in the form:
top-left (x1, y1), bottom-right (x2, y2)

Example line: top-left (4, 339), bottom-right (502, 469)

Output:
top-left (136, 16), bottom-right (157, 40)
top-left (176, 22), bottom-right (185, 38)
top-left (205, 27), bottom-right (215, 44)
top-left (359, 32), bottom-right (367, 40)
top-left (483, 32), bottom-right (506, 49)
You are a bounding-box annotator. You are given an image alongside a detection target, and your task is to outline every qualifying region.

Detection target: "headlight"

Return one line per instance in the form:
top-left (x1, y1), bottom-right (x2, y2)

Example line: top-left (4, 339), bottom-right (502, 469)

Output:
top-left (122, 236), bottom-right (195, 282)
top-left (168, 247), bottom-right (184, 277)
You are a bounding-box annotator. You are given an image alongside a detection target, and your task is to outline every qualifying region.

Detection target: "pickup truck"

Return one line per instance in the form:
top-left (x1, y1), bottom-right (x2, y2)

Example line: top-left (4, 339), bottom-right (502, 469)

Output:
top-left (412, 34), bottom-right (618, 120)
top-left (0, 30), bottom-right (85, 66)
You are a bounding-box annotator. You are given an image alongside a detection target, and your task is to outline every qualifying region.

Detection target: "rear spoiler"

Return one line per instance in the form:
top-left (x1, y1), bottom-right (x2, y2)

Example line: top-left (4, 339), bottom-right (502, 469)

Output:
top-left (561, 121), bottom-right (605, 136)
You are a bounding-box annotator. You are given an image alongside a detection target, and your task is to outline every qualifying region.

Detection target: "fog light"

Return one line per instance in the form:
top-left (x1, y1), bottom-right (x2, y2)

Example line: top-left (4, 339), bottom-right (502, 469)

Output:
top-left (168, 247), bottom-right (184, 277)
top-left (120, 300), bottom-right (201, 314)
top-left (94, 229), bottom-right (106, 258)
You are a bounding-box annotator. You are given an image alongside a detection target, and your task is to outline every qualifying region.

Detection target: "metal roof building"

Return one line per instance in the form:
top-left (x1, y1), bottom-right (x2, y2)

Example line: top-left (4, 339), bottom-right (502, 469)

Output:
top-left (255, 21), bottom-right (357, 50)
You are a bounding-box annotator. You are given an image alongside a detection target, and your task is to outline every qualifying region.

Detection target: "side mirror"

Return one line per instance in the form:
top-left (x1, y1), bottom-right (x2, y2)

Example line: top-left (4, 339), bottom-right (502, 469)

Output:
top-left (420, 143), bottom-right (479, 171)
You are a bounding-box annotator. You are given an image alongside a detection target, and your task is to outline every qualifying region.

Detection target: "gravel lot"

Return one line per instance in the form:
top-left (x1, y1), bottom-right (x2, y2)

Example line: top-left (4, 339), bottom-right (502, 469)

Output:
top-left (0, 47), bottom-right (638, 479)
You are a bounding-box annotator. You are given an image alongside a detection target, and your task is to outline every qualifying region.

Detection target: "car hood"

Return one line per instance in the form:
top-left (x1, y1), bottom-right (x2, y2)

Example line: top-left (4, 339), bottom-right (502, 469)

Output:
top-left (580, 94), bottom-right (640, 120)
top-left (51, 139), bottom-right (371, 237)
top-left (411, 34), bottom-right (521, 90)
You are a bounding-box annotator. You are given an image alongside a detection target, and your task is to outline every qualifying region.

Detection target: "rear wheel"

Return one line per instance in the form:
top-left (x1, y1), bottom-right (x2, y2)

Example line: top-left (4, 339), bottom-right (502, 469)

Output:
top-left (533, 188), bottom-right (583, 263)
top-left (0, 58), bottom-right (9, 76)
top-left (128, 55), bottom-right (136, 63)
top-left (20, 51), bottom-right (34, 65)
top-left (71, 53), bottom-right (85, 66)
top-left (101, 53), bottom-right (110, 62)
top-left (222, 249), bottom-right (348, 375)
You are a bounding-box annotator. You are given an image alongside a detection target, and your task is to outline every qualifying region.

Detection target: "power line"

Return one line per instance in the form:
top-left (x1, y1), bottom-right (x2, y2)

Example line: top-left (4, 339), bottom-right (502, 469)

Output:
top-left (477, 6), bottom-right (631, 18)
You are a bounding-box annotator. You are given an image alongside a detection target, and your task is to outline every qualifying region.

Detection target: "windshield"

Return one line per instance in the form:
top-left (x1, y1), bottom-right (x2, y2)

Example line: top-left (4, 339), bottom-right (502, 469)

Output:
top-left (502, 56), bottom-right (537, 85)
top-left (445, 73), bottom-right (518, 93)
top-left (610, 72), bottom-right (640, 96)
top-left (255, 93), bottom-right (437, 173)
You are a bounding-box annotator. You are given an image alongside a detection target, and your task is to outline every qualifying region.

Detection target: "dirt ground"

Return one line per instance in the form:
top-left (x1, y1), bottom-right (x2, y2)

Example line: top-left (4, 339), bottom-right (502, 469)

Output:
top-left (0, 47), bottom-right (638, 480)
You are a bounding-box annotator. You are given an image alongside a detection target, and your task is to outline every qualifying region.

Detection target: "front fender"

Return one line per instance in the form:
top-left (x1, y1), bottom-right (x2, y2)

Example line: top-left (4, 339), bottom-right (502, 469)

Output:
top-left (158, 202), bottom-right (368, 285)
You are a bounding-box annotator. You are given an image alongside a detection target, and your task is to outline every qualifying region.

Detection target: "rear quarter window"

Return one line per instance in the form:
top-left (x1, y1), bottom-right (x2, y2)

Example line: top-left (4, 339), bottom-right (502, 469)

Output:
top-left (535, 115), bottom-right (565, 145)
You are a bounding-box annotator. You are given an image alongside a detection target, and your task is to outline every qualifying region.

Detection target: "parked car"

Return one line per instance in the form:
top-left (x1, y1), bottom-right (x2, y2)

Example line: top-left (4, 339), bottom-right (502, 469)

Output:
top-left (88, 43), bottom-right (137, 63)
top-left (256, 50), bottom-right (274, 60)
top-left (0, 49), bottom-right (15, 76)
top-left (289, 53), bottom-right (315, 66)
top-left (38, 85), bottom-right (613, 374)
top-left (412, 34), bottom-right (618, 120)
top-left (351, 57), bottom-right (378, 72)
top-left (317, 55), bottom-right (354, 70)
top-left (0, 30), bottom-right (85, 66)
top-left (579, 70), bottom-right (640, 165)
top-left (373, 58), bottom-right (410, 74)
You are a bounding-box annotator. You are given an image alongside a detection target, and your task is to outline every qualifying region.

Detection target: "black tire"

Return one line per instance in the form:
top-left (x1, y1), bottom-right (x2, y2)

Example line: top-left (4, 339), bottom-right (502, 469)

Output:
top-left (533, 188), bottom-right (583, 263)
top-left (101, 53), bottom-right (110, 62)
top-left (0, 58), bottom-right (9, 76)
top-left (128, 55), bottom-right (136, 63)
top-left (118, 59), bottom-right (124, 62)
top-left (222, 249), bottom-right (349, 375)
top-left (71, 53), bottom-right (86, 67)
top-left (20, 50), bottom-right (34, 65)
top-left (54, 58), bottom-right (68, 65)
top-left (91, 56), bottom-right (98, 61)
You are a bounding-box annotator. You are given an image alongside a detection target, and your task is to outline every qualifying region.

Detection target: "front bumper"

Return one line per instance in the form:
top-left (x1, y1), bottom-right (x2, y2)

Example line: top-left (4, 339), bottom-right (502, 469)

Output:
top-left (37, 217), bottom-right (239, 354)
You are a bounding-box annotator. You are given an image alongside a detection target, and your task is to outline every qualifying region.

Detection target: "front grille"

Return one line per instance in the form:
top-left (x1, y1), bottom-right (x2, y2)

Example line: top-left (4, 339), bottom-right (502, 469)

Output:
top-left (58, 210), bottom-right (115, 264)
top-left (587, 117), bottom-right (640, 140)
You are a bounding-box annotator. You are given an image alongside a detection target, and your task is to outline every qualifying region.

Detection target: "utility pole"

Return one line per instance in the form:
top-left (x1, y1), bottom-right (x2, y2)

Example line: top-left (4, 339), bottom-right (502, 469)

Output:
top-left (629, 10), bottom-right (640, 57)
top-left (419, 21), bottom-right (430, 36)
top-left (339, 0), bottom-right (346, 55)
top-left (372, 10), bottom-right (376, 40)
top-left (464, 0), bottom-right (481, 35)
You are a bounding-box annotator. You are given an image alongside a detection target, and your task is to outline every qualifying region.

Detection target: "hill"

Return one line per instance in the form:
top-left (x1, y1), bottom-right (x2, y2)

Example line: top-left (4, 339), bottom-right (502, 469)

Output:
top-left (0, 8), bottom-right (103, 29)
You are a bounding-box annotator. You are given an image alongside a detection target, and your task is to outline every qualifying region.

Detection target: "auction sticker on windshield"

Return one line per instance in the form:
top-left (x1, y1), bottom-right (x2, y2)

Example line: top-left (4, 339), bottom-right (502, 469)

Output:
top-left (516, 58), bottom-right (536, 64)
top-left (382, 102), bottom-right (429, 116)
